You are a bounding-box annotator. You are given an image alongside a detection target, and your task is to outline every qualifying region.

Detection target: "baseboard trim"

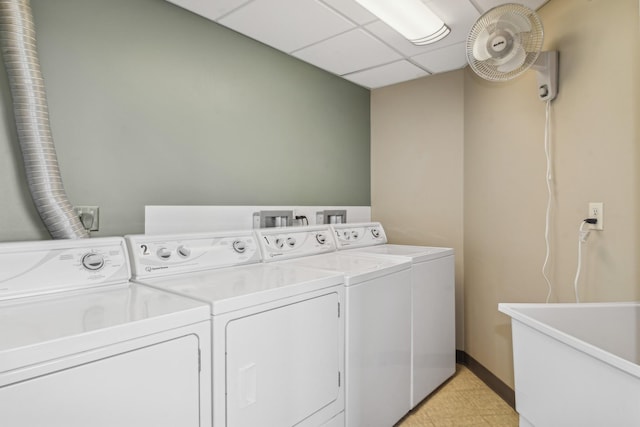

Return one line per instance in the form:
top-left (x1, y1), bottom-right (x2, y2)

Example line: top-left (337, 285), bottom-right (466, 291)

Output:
top-left (456, 350), bottom-right (516, 409)
top-left (455, 349), bottom-right (467, 364)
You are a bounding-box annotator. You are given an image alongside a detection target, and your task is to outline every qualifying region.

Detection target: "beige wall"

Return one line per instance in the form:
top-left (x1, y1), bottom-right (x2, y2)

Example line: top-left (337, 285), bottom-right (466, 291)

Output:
top-left (371, 71), bottom-right (465, 349)
top-left (372, 0), bottom-right (640, 388)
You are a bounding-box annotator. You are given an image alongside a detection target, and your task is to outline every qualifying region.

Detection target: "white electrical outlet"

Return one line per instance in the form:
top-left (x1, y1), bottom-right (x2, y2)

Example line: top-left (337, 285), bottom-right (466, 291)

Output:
top-left (73, 206), bottom-right (99, 231)
top-left (587, 202), bottom-right (603, 230)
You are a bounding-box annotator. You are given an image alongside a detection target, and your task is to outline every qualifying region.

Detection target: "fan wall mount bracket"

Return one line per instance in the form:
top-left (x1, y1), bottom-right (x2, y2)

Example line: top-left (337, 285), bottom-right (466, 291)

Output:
top-left (531, 50), bottom-right (559, 102)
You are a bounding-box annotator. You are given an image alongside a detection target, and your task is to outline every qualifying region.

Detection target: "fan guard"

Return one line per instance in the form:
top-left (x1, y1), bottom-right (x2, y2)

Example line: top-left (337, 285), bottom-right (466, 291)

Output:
top-left (466, 3), bottom-right (544, 82)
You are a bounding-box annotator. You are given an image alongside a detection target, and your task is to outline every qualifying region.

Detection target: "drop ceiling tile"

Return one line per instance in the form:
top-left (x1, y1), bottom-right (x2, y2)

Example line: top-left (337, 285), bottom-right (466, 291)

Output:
top-left (167, 0), bottom-right (252, 21)
top-left (168, 0), bottom-right (551, 87)
top-left (411, 42), bottom-right (468, 74)
top-left (473, 0), bottom-right (550, 13)
top-left (320, 0), bottom-right (378, 25)
top-left (343, 60), bottom-right (429, 89)
top-left (218, 0), bottom-right (355, 53)
top-left (293, 29), bottom-right (402, 76)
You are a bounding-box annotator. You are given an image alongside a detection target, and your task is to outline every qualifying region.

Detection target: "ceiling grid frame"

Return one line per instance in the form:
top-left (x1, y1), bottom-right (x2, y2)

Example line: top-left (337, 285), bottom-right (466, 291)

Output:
top-left (167, 0), bottom-right (550, 88)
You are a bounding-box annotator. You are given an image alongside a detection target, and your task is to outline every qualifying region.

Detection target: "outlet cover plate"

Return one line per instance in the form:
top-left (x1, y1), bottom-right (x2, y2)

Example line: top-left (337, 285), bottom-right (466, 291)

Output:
top-left (73, 206), bottom-right (99, 231)
top-left (587, 202), bottom-right (603, 230)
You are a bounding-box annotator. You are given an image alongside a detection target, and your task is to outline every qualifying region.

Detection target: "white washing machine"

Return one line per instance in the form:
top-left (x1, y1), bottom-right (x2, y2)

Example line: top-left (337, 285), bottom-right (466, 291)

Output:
top-left (331, 222), bottom-right (455, 408)
top-left (0, 237), bottom-right (212, 427)
top-left (256, 225), bottom-right (412, 427)
top-left (126, 231), bottom-right (345, 427)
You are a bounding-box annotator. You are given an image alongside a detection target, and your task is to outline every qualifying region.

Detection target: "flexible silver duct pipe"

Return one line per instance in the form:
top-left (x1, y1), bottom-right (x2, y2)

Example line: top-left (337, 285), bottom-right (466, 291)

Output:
top-left (0, 0), bottom-right (88, 239)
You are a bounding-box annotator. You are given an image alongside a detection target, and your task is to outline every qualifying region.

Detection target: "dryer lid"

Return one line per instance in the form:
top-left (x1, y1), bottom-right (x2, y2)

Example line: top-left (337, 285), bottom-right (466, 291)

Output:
top-left (347, 244), bottom-right (454, 263)
top-left (280, 252), bottom-right (410, 286)
top-left (137, 262), bottom-right (344, 315)
top-left (0, 283), bottom-right (209, 371)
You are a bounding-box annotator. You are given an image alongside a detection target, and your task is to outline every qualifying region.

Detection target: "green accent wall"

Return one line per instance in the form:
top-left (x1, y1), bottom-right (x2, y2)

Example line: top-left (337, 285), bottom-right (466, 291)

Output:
top-left (0, 0), bottom-right (370, 240)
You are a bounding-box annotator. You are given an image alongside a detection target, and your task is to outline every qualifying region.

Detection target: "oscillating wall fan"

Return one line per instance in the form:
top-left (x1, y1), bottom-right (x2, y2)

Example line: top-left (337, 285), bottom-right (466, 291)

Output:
top-left (466, 3), bottom-right (558, 101)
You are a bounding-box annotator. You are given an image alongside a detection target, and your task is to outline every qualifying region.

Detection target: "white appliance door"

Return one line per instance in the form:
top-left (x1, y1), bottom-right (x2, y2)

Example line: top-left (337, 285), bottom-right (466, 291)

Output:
top-left (412, 255), bottom-right (456, 406)
top-left (226, 292), bottom-right (341, 427)
top-left (0, 334), bottom-right (202, 427)
top-left (346, 269), bottom-right (411, 427)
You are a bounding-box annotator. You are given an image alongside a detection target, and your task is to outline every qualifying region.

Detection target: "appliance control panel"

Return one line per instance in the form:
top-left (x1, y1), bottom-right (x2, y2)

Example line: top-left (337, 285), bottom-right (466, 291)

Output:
top-left (256, 225), bottom-right (336, 262)
top-left (126, 231), bottom-right (261, 279)
top-left (0, 237), bottom-right (130, 300)
top-left (331, 222), bottom-right (387, 249)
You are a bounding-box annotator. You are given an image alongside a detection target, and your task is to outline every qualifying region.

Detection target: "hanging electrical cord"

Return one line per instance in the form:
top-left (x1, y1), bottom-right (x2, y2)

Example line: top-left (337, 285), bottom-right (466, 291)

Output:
top-left (573, 218), bottom-right (597, 303)
top-left (542, 99), bottom-right (554, 303)
top-left (573, 221), bottom-right (588, 303)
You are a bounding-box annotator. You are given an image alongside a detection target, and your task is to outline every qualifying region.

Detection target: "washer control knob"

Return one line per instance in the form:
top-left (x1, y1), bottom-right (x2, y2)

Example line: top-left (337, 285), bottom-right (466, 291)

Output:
top-left (286, 237), bottom-right (296, 247)
top-left (351, 230), bottom-right (360, 240)
top-left (82, 253), bottom-right (105, 271)
top-left (157, 247), bottom-right (172, 260)
top-left (177, 245), bottom-right (191, 258)
top-left (274, 238), bottom-right (285, 249)
top-left (232, 240), bottom-right (246, 253)
top-left (371, 228), bottom-right (381, 238)
top-left (342, 231), bottom-right (350, 240)
top-left (316, 233), bottom-right (327, 245)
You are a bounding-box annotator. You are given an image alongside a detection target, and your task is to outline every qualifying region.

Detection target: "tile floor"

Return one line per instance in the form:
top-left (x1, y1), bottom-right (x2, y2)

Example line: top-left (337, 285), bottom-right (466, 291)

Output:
top-left (395, 365), bottom-right (519, 427)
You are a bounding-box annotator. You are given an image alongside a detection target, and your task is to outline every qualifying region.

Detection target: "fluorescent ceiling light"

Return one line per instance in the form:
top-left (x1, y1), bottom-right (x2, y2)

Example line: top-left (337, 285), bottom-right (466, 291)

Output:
top-left (354, 0), bottom-right (450, 45)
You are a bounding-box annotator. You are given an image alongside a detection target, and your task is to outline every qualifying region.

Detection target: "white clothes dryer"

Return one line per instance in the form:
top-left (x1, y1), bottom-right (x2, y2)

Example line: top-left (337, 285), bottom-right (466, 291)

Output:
top-left (0, 237), bottom-right (212, 427)
top-left (331, 222), bottom-right (455, 407)
top-left (126, 231), bottom-right (345, 427)
top-left (256, 226), bottom-right (413, 427)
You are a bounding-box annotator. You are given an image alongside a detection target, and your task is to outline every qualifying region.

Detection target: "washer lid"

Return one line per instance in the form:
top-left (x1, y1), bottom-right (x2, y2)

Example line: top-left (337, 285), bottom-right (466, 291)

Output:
top-left (280, 252), bottom-right (411, 286)
top-left (0, 283), bottom-right (210, 372)
top-left (136, 263), bottom-right (344, 315)
top-left (345, 244), bottom-right (454, 263)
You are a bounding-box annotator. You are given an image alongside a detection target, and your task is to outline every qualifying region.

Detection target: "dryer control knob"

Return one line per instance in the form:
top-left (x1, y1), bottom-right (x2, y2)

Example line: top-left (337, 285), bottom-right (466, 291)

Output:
top-left (82, 253), bottom-right (105, 271)
top-left (286, 237), bottom-right (296, 247)
top-left (157, 247), bottom-right (172, 260)
top-left (342, 231), bottom-right (350, 240)
top-left (177, 245), bottom-right (191, 258)
top-left (232, 240), bottom-right (247, 253)
top-left (316, 233), bottom-right (327, 245)
top-left (274, 238), bottom-right (285, 249)
top-left (351, 230), bottom-right (360, 240)
top-left (371, 228), bottom-right (381, 238)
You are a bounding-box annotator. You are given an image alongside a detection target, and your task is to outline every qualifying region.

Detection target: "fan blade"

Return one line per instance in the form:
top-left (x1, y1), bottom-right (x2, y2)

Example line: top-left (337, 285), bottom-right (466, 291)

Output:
top-left (472, 27), bottom-right (493, 61)
top-left (496, 12), bottom-right (532, 34)
top-left (497, 45), bottom-right (526, 73)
